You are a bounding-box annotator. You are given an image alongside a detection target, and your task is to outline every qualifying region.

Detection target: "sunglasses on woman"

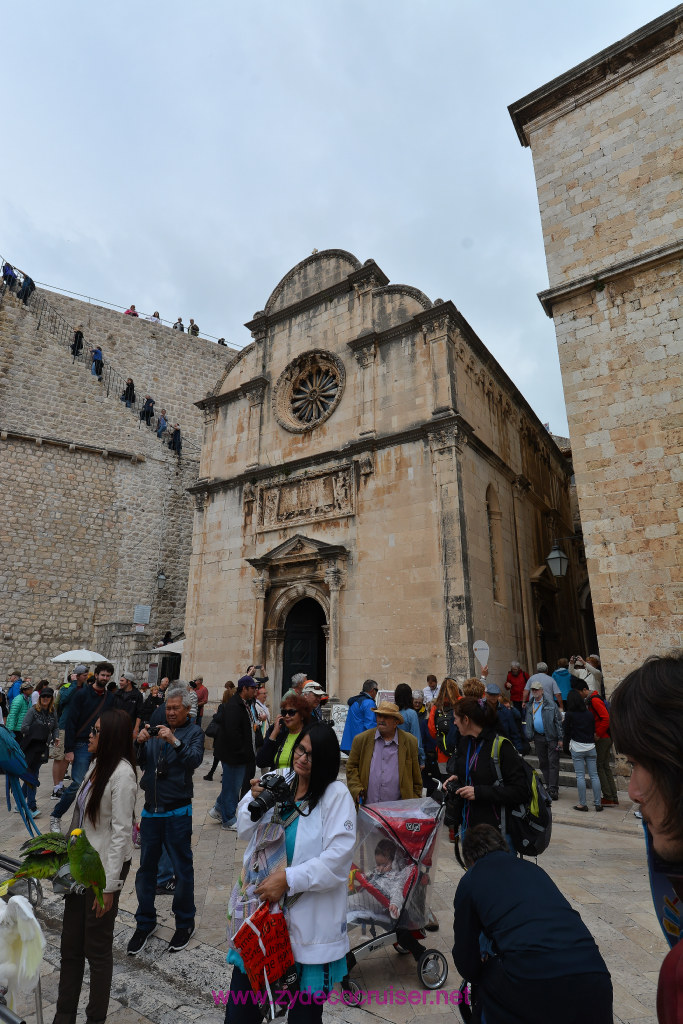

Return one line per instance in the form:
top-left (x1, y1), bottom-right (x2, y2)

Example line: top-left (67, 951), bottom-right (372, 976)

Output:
top-left (281, 708), bottom-right (299, 718)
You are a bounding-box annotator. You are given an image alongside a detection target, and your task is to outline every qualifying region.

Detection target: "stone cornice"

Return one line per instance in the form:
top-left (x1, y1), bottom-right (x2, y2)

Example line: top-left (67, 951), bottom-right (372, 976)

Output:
top-left (538, 238), bottom-right (683, 316)
top-left (196, 375), bottom-right (269, 411)
top-left (0, 427), bottom-right (148, 462)
top-left (509, 6), bottom-right (683, 146)
top-left (186, 411), bottom-right (570, 499)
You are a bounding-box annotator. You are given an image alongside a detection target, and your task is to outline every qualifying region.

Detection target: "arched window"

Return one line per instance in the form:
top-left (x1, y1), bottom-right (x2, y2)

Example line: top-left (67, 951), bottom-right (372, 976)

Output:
top-left (486, 484), bottom-right (504, 604)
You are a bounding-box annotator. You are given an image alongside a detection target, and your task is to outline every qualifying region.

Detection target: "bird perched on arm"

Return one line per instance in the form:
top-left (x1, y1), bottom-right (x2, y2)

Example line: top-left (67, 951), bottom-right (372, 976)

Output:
top-left (7, 829), bottom-right (106, 908)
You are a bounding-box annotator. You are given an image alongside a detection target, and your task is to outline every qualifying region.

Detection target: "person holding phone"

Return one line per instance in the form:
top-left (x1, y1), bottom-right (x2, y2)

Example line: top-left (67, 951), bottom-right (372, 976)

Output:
top-left (256, 693), bottom-right (310, 771)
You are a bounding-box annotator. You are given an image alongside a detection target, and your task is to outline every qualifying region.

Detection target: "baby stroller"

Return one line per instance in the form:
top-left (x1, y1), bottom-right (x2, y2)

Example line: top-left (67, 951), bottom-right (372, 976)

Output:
top-left (341, 796), bottom-right (449, 1001)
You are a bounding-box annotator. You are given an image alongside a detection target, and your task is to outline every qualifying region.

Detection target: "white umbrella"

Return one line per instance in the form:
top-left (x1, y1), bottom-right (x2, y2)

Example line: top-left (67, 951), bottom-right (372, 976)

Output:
top-left (51, 649), bottom-right (109, 664)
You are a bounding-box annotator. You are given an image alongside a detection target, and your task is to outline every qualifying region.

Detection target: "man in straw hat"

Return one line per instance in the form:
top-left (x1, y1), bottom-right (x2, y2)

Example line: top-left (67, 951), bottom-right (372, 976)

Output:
top-left (345, 701), bottom-right (422, 808)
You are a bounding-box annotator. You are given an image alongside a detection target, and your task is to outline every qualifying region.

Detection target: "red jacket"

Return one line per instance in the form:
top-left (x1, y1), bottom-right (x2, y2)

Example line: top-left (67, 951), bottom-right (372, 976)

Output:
top-left (505, 670), bottom-right (528, 702)
top-left (586, 691), bottom-right (610, 739)
top-left (658, 940), bottom-right (683, 1024)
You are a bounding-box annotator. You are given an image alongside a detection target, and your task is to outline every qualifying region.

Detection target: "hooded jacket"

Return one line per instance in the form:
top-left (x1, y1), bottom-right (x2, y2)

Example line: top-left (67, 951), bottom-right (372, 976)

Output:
top-left (340, 691), bottom-right (377, 753)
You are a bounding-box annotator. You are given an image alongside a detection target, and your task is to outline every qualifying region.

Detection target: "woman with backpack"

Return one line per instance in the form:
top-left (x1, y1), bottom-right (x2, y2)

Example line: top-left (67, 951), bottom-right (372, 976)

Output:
top-left (20, 685), bottom-right (58, 816)
top-left (445, 697), bottom-right (529, 858)
top-left (427, 677), bottom-right (461, 777)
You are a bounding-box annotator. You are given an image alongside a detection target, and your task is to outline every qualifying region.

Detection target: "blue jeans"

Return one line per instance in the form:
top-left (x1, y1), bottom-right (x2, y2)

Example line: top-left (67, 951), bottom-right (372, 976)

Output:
top-left (157, 844), bottom-right (174, 885)
top-left (571, 748), bottom-right (602, 807)
top-left (53, 741), bottom-right (91, 819)
top-left (135, 812), bottom-right (195, 931)
top-left (215, 763), bottom-right (246, 825)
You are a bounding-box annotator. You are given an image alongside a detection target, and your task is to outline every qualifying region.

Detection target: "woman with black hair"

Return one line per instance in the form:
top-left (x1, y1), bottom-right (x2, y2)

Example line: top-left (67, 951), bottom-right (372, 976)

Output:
top-left (446, 697), bottom-right (528, 856)
top-left (20, 684), bottom-right (58, 815)
top-left (53, 708), bottom-right (137, 1024)
top-left (563, 688), bottom-right (602, 812)
top-left (394, 683), bottom-right (425, 765)
top-left (225, 724), bottom-right (356, 1023)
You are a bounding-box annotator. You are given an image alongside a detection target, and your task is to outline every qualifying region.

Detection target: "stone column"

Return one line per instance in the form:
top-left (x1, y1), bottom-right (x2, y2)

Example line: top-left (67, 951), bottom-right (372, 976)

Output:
top-left (324, 566), bottom-right (343, 697)
top-left (264, 627), bottom-right (284, 705)
top-left (348, 336), bottom-right (377, 437)
top-left (423, 310), bottom-right (456, 417)
top-left (428, 423), bottom-right (473, 678)
top-left (252, 572), bottom-right (269, 670)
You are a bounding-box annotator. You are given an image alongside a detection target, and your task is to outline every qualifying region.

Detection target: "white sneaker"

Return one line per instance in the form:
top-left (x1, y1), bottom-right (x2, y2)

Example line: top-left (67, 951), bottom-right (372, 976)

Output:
top-left (50, 815), bottom-right (62, 833)
top-left (208, 807), bottom-right (221, 821)
top-left (31, 809), bottom-right (41, 818)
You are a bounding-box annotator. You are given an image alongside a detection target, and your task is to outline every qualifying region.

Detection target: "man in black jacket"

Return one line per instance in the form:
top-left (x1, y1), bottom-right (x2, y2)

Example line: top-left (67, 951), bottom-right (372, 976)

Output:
top-left (209, 675), bottom-right (257, 830)
top-left (50, 662), bottom-right (115, 832)
top-left (112, 671), bottom-right (144, 734)
top-left (127, 685), bottom-right (205, 956)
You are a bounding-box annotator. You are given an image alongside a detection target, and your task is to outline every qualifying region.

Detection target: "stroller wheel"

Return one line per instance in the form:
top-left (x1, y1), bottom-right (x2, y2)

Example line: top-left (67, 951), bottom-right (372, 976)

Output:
top-left (417, 948), bottom-right (448, 989)
top-left (340, 979), bottom-right (363, 1006)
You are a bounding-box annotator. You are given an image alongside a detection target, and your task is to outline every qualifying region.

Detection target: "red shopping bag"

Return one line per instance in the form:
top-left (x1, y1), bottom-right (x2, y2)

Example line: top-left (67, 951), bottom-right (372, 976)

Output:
top-left (233, 901), bottom-right (297, 998)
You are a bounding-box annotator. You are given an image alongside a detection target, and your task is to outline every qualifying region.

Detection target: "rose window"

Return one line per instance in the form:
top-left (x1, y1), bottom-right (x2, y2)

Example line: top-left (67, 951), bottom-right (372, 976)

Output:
top-left (274, 351), bottom-right (345, 433)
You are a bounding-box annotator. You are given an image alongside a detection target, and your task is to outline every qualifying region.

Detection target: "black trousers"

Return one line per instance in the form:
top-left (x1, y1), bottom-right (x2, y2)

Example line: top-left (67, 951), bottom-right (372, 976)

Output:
top-left (53, 861), bottom-right (130, 1024)
top-left (476, 957), bottom-right (612, 1024)
top-left (240, 756), bottom-right (256, 798)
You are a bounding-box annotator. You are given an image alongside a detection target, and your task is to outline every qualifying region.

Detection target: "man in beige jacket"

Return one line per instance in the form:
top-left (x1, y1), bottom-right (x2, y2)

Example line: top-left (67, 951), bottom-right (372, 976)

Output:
top-left (345, 702), bottom-right (422, 808)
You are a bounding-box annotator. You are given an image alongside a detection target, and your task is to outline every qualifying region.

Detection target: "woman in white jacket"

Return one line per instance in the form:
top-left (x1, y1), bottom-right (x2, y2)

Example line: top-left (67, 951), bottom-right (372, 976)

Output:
top-left (53, 709), bottom-right (137, 1024)
top-left (226, 723), bottom-right (356, 1024)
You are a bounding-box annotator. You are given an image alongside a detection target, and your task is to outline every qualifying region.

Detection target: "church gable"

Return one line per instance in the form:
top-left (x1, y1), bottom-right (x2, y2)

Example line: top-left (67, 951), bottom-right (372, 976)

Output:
top-left (265, 249), bottom-right (362, 315)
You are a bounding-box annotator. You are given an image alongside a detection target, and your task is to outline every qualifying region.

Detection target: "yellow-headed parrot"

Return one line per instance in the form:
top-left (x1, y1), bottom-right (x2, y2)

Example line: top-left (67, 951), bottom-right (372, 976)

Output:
top-left (67, 829), bottom-right (106, 908)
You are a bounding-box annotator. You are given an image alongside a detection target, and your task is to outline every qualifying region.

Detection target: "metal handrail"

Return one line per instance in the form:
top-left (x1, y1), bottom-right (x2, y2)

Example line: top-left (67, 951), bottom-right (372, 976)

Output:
top-left (0, 255), bottom-right (200, 453)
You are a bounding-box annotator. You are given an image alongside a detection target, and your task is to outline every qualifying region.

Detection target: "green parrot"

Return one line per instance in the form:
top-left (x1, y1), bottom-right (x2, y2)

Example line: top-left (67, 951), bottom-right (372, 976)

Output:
top-left (67, 828), bottom-right (107, 908)
top-left (8, 829), bottom-right (106, 908)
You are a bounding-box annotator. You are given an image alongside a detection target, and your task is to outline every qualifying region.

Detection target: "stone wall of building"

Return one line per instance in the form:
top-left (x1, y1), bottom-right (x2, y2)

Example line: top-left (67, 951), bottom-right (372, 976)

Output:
top-left (0, 282), bottom-right (227, 682)
top-left (509, 9), bottom-right (683, 686)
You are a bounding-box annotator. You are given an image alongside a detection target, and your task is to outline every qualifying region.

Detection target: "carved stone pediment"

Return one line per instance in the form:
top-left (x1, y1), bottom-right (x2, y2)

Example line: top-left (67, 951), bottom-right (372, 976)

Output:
top-left (247, 534), bottom-right (348, 571)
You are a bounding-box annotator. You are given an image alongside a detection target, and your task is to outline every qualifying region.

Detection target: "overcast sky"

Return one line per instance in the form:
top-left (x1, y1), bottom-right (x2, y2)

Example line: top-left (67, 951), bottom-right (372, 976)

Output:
top-left (3, 1), bottom-right (668, 434)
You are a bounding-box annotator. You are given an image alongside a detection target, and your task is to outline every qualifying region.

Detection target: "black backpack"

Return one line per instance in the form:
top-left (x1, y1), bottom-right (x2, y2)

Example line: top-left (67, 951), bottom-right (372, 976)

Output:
top-left (491, 735), bottom-right (552, 857)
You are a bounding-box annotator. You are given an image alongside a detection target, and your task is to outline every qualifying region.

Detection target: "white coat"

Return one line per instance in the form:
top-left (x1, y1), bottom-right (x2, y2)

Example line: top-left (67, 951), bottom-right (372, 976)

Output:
top-left (69, 759), bottom-right (137, 893)
top-left (236, 779), bottom-right (356, 964)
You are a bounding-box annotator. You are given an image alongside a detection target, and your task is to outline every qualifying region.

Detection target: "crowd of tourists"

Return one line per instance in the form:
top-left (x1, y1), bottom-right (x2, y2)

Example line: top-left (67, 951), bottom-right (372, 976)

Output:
top-left (2, 650), bottom-right (681, 1024)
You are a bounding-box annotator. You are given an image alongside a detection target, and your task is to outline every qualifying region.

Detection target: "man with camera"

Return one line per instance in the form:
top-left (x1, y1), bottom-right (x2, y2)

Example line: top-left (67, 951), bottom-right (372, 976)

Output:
top-left (127, 684), bottom-right (205, 956)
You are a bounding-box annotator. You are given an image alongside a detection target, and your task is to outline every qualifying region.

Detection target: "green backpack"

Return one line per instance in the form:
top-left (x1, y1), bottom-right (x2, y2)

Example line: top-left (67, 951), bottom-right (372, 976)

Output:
top-left (491, 735), bottom-right (553, 857)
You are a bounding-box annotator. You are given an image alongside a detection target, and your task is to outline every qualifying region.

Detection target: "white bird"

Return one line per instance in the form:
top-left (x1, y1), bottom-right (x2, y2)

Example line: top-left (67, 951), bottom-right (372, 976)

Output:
top-left (0, 895), bottom-right (45, 1008)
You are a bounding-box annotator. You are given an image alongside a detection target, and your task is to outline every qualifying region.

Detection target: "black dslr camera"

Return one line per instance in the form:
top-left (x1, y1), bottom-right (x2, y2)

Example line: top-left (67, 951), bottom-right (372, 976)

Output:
top-left (247, 771), bottom-right (294, 821)
top-left (147, 724), bottom-right (161, 737)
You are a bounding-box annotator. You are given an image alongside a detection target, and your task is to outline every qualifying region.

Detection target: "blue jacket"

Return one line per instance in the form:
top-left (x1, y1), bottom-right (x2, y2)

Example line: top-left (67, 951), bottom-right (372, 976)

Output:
top-left (137, 719), bottom-right (205, 812)
top-left (552, 667), bottom-right (573, 701)
top-left (398, 707), bottom-right (425, 764)
top-left (7, 679), bottom-right (22, 703)
top-left (56, 681), bottom-right (79, 729)
top-left (524, 697), bottom-right (563, 743)
top-left (497, 704), bottom-right (527, 753)
top-left (340, 692), bottom-right (376, 753)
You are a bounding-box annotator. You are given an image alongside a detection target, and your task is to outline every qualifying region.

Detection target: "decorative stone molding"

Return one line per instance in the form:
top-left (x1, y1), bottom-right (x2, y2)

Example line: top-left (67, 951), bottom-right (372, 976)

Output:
top-left (357, 452), bottom-right (374, 477)
top-left (428, 423), bottom-right (467, 455)
top-left (252, 573), bottom-right (269, 599)
top-left (241, 376), bottom-right (269, 406)
top-left (193, 490), bottom-right (210, 512)
top-left (257, 465), bottom-right (354, 531)
top-left (324, 566), bottom-right (344, 591)
top-left (272, 350), bottom-right (346, 434)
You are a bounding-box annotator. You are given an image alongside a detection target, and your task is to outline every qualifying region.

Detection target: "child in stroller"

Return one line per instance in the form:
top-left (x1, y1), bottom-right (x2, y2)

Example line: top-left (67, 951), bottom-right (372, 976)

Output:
top-left (348, 838), bottom-right (411, 920)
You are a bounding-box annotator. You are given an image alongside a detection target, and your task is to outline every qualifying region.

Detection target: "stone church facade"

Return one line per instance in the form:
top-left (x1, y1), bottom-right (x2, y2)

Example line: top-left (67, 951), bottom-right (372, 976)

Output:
top-left (184, 250), bottom-right (588, 700)
top-left (509, 7), bottom-right (683, 687)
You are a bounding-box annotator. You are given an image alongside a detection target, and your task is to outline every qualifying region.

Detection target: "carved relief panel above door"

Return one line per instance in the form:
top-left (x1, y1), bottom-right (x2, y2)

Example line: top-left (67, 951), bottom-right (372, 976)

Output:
top-left (255, 466), bottom-right (354, 531)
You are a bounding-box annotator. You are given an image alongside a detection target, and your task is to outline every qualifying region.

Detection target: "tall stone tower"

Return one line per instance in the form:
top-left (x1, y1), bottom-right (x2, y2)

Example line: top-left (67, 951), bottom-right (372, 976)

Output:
top-left (509, 7), bottom-right (683, 686)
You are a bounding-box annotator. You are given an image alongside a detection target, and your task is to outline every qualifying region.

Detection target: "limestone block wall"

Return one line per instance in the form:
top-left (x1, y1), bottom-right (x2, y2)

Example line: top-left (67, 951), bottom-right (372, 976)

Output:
top-left (0, 284), bottom-right (215, 681)
top-left (552, 261), bottom-right (683, 677)
top-left (30, 288), bottom-right (235, 446)
top-left (509, 9), bottom-right (683, 685)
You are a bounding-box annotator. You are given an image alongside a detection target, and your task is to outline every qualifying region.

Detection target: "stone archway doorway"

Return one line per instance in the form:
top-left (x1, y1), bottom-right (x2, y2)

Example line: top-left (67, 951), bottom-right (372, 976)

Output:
top-left (282, 597), bottom-right (327, 696)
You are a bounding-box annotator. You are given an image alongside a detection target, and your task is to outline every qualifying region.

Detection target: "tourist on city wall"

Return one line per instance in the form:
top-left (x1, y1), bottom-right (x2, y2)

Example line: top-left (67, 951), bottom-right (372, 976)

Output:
top-left (394, 683), bottom-right (425, 765)
top-left (156, 408), bottom-right (168, 439)
top-left (124, 304), bottom-right (139, 317)
top-left (524, 680), bottom-right (563, 801)
top-left (225, 724), bottom-right (356, 1024)
top-left (446, 697), bottom-right (529, 853)
top-left (6, 680), bottom-right (34, 741)
top-left (90, 345), bottom-right (104, 380)
top-left (120, 377), bottom-right (136, 408)
top-left (256, 692), bottom-right (310, 772)
top-left (188, 318), bottom-right (199, 336)
top-left (573, 677), bottom-right (619, 807)
top-left (340, 679), bottom-right (378, 754)
top-left (563, 688), bottom-right (602, 812)
top-left (504, 660), bottom-right (529, 716)
top-left (128, 685), bottom-right (205, 955)
top-left (147, 311), bottom-right (161, 323)
top-left (203, 681), bottom-right (235, 781)
top-left (552, 658), bottom-right (573, 702)
top-left (172, 317), bottom-right (184, 332)
top-left (428, 677), bottom-right (461, 778)
top-left (53, 709), bottom-right (138, 1024)
top-left (2, 262), bottom-right (17, 292)
top-left (71, 327), bottom-right (84, 358)
top-left (169, 424), bottom-right (182, 455)
top-left (208, 676), bottom-right (258, 830)
top-left (610, 653), bottom-right (683, 1024)
top-left (452, 824), bottom-right (613, 1024)
top-left (140, 394), bottom-right (155, 425)
top-left (17, 274), bottom-right (35, 304)
top-left (345, 701), bottom-right (422, 808)
top-left (20, 686), bottom-right (58, 815)
top-left (50, 663), bottom-right (116, 832)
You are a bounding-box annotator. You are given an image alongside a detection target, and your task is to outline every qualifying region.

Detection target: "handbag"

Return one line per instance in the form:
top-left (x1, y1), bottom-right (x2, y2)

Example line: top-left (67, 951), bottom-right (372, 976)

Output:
top-left (205, 714), bottom-right (220, 739)
top-left (233, 902), bottom-right (298, 1019)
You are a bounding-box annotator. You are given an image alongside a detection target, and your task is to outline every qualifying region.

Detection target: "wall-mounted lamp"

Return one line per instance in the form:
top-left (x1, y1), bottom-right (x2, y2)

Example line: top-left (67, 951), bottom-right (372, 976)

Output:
top-left (546, 542), bottom-right (570, 578)
top-left (156, 570), bottom-right (167, 590)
